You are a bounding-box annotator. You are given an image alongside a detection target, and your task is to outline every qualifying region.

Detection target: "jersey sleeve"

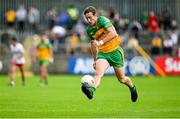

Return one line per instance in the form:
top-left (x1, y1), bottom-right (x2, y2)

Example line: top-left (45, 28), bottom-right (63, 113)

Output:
top-left (98, 16), bottom-right (113, 29)
top-left (46, 42), bottom-right (52, 49)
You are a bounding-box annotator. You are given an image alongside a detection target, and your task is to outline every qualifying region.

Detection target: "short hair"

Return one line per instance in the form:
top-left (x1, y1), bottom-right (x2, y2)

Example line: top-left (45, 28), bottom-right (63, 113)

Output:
top-left (84, 6), bottom-right (97, 15)
top-left (40, 31), bottom-right (47, 35)
top-left (11, 37), bottom-right (17, 41)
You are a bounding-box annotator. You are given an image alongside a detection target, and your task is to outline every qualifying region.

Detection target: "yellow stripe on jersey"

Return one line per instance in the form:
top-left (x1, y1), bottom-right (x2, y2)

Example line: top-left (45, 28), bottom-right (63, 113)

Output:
top-left (92, 28), bottom-right (121, 53)
top-left (37, 46), bottom-right (51, 61)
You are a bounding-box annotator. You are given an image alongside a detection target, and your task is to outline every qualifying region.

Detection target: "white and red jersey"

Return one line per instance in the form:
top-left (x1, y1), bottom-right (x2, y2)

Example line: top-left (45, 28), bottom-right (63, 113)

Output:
top-left (10, 43), bottom-right (25, 64)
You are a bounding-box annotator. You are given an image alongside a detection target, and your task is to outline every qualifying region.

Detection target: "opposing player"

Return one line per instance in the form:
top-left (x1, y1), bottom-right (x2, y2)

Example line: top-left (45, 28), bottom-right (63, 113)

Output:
top-left (36, 33), bottom-right (53, 86)
top-left (9, 37), bottom-right (26, 86)
top-left (81, 6), bottom-right (138, 102)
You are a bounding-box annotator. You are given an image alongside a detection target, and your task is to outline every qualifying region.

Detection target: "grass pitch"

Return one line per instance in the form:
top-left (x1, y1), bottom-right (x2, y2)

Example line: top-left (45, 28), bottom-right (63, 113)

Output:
top-left (0, 75), bottom-right (179, 118)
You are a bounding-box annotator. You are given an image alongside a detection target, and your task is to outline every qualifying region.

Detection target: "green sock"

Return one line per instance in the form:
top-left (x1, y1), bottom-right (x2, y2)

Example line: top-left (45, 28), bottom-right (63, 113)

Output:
top-left (89, 87), bottom-right (96, 93)
top-left (130, 85), bottom-right (136, 92)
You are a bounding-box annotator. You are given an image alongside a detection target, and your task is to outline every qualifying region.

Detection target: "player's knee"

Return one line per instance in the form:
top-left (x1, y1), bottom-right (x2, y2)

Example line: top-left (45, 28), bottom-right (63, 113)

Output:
top-left (118, 77), bottom-right (126, 84)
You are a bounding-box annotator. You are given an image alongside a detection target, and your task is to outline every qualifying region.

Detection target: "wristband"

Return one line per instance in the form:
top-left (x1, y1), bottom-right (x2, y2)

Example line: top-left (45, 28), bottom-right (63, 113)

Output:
top-left (98, 40), bottom-right (104, 46)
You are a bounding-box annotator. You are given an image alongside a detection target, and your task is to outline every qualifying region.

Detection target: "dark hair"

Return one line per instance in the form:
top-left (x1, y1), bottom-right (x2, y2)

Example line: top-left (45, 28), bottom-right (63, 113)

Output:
top-left (40, 31), bottom-right (47, 36)
top-left (11, 37), bottom-right (17, 41)
top-left (84, 6), bottom-right (97, 15)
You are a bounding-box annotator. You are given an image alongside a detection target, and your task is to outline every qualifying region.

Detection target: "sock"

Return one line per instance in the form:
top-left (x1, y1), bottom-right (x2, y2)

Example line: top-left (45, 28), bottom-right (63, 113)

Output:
top-left (89, 87), bottom-right (96, 93)
top-left (129, 85), bottom-right (136, 92)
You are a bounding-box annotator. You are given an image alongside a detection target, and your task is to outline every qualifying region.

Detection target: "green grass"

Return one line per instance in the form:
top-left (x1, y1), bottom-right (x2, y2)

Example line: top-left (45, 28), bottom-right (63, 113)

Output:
top-left (0, 75), bottom-right (180, 118)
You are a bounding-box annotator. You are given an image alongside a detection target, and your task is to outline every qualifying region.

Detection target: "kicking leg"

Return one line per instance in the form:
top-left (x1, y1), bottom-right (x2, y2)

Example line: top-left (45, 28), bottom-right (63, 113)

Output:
top-left (82, 59), bottom-right (109, 99)
top-left (113, 67), bottom-right (138, 102)
top-left (93, 59), bottom-right (109, 88)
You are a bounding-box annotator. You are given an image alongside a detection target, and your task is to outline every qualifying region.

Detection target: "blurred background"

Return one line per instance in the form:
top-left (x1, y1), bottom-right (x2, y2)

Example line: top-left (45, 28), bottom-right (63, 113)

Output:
top-left (0, 0), bottom-right (179, 76)
top-left (0, 1), bottom-right (179, 118)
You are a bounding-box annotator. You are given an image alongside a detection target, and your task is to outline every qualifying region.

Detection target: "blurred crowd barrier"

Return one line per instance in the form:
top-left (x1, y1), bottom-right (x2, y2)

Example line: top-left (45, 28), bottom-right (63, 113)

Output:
top-left (0, 0), bottom-right (180, 75)
top-left (0, 29), bottom-right (180, 75)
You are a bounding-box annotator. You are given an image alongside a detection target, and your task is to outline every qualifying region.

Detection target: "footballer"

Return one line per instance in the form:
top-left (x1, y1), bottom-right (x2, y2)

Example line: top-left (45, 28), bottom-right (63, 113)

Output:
top-left (81, 6), bottom-right (138, 102)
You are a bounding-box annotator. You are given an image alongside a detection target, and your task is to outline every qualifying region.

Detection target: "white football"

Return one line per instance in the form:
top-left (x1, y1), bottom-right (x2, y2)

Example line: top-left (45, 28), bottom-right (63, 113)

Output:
top-left (9, 81), bottom-right (15, 86)
top-left (81, 75), bottom-right (94, 87)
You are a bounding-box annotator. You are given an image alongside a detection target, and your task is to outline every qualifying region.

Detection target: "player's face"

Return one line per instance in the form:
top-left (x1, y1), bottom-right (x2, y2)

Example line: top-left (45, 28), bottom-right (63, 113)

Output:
top-left (10, 40), bottom-right (16, 46)
top-left (41, 35), bottom-right (47, 42)
top-left (85, 12), bottom-right (97, 26)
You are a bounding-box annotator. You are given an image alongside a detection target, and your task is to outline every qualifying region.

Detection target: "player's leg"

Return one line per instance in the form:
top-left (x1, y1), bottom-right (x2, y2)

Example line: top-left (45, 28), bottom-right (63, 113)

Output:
top-left (114, 67), bottom-right (133, 87)
top-left (81, 58), bottom-right (109, 99)
top-left (9, 63), bottom-right (16, 86)
top-left (93, 59), bottom-right (109, 88)
top-left (109, 47), bottom-right (138, 102)
top-left (113, 67), bottom-right (138, 102)
top-left (39, 60), bottom-right (49, 86)
top-left (40, 64), bottom-right (48, 85)
top-left (19, 65), bottom-right (25, 86)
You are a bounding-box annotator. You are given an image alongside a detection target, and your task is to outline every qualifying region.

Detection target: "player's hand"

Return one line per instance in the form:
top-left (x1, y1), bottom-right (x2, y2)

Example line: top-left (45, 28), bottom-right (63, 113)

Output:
top-left (49, 57), bottom-right (54, 63)
top-left (91, 40), bottom-right (99, 47)
top-left (91, 40), bottom-right (104, 46)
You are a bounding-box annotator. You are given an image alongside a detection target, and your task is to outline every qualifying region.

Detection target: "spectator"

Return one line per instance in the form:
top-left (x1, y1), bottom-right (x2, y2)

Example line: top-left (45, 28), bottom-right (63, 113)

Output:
top-left (50, 25), bottom-right (67, 52)
top-left (57, 12), bottom-right (70, 29)
top-left (28, 6), bottom-right (40, 33)
top-left (129, 19), bottom-right (142, 40)
top-left (162, 8), bottom-right (171, 30)
top-left (67, 32), bottom-right (79, 55)
top-left (47, 7), bottom-right (57, 30)
top-left (16, 5), bottom-right (27, 31)
top-left (171, 31), bottom-right (178, 46)
top-left (140, 10), bottom-right (149, 30)
top-left (67, 5), bottom-right (79, 30)
top-left (5, 8), bottom-right (16, 28)
top-left (108, 7), bottom-right (121, 34)
top-left (163, 32), bottom-right (173, 56)
top-left (171, 20), bottom-right (178, 30)
top-left (108, 7), bottom-right (116, 20)
top-left (151, 34), bottom-right (162, 56)
top-left (127, 35), bottom-right (138, 56)
top-left (148, 11), bottom-right (160, 33)
top-left (157, 13), bottom-right (164, 29)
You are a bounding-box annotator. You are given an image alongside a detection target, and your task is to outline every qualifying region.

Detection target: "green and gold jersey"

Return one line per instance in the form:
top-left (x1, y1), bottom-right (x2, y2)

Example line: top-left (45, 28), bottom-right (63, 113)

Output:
top-left (86, 16), bottom-right (121, 53)
top-left (37, 41), bottom-right (52, 61)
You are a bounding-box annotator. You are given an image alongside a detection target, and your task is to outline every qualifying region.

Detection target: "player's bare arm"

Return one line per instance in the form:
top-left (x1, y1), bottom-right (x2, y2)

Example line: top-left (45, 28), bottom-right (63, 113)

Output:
top-left (49, 48), bottom-right (54, 63)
